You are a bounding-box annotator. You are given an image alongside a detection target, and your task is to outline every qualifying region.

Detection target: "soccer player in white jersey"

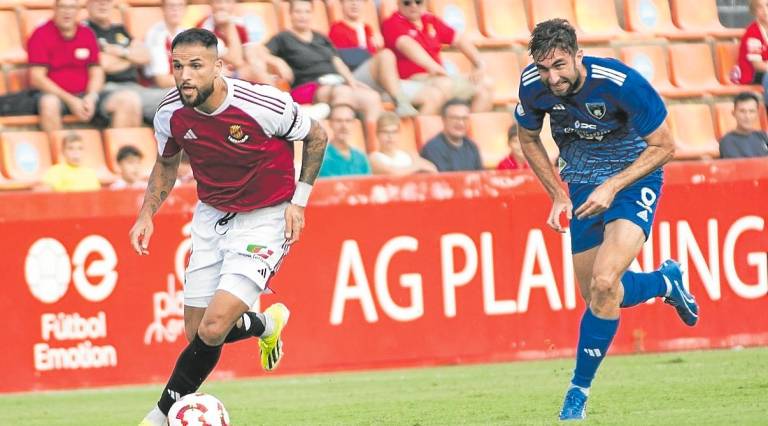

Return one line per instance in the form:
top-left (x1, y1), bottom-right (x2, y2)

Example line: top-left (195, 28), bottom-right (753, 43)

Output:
top-left (132, 28), bottom-right (327, 426)
top-left (515, 19), bottom-right (699, 420)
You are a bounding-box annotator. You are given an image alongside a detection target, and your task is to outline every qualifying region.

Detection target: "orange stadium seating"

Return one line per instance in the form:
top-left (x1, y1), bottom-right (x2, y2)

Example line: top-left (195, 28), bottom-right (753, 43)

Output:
top-left (619, 44), bottom-right (700, 98)
top-left (0, 131), bottom-right (52, 183)
top-left (236, 1), bottom-right (282, 45)
top-left (668, 103), bottom-right (719, 160)
top-left (669, 0), bottom-right (743, 39)
top-left (396, 117), bottom-right (419, 157)
top-left (476, 0), bottom-right (529, 45)
top-left (428, 0), bottom-right (512, 47)
top-left (326, 0), bottom-right (381, 33)
top-left (413, 114), bottom-right (442, 149)
top-left (278, 0), bottom-right (328, 34)
top-left (181, 3), bottom-right (210, 29)
top-left (469, 111), bottom-right (514, 169)
top-left (49, 129), bottom-right (115, 184)
top-left (668, 42), bottom-right (744, 97)
top-left (714, 40), bottom-right (763, 93)
top-left (321, 117), bottom-right (368, 154)
top-left (623, 0), bottom-right (706, 40)
top-left (378, 0), bottom-right (397, 22)
top-left (526, 0), bottom-right (611, 44)
top-left (582, 46), bottom-right (617, 58)
top-left (479, 50), bottom-right (521, 105)
top-left (102, 127), bottom-right (158, 176)
top-left (574, 0), bottom-right (632, 40)
top-left (19, 7), bottom-right (52, 42)
top-left (124, 6), bottom-right (163, 41)
top-left (712, 101), bottom-right (768, 140)
top-left (0, 9), bottom-right (27, 64)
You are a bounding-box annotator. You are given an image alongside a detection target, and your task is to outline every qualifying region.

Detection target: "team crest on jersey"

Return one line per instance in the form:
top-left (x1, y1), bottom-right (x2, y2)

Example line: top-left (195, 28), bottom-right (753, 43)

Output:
top-left (585, 102), bottom-right (606, 120)
top-left (227, 124), bottom-right (249, 144)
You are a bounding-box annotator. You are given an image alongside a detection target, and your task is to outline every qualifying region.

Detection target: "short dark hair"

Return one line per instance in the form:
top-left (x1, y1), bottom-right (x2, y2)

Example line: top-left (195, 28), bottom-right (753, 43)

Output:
top-left (116, 145), bottom-right (143, 163)
top-left (528, 19), bottom-right (578, 63)
top-left (507, 123), bottom-right (519, 140)
top-left (171, 28), bottom-right (218, 52)
top-left (61, 132), bottom-right (82, 149)
top-left (734, 91), bottom-right (760, 108)
top-left (440, 98), bottom-right (470, 117)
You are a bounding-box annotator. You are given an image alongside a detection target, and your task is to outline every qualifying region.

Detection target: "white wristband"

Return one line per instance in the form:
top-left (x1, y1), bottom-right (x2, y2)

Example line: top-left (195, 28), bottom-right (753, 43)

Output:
top-left (291, 181), bottom-right (312, 207)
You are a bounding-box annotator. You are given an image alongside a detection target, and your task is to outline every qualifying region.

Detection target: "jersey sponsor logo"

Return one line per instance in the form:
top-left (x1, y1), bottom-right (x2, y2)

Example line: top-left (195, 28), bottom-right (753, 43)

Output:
top-left (553, 104), bottom-right (566, 110)
top-left (74, 48), bottom-right (90, 60)
top-left (515, 103), bottom-right (525, 116)
top-left (246, 244), bottom-right (274, 260)
top-left (183, 129), bottom-right (197, 140)
top-left (635, 186), bottom-right (657, 222)
top-left (227, 124), bottom-right (250, 144)
top-left (574, 120), bottom-right (596, 130)
top-left (585, 102), bottom-right (606, 119)
top-left (564, 121), bottom-right (609, 141)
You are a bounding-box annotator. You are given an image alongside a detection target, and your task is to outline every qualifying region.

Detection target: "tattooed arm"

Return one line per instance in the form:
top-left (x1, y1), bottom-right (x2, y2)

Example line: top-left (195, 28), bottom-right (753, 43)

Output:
top-left (284, 119), bottom-right (328, 243)
top-left (129, 152), bottom-right (182, 255)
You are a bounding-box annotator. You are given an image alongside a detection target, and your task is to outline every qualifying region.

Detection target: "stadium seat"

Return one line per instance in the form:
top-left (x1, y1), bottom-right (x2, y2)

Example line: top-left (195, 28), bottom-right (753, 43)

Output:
top-left (668, 42), bottom-right (744, 97)
top-left (619, 44), bottom-right (700, 98)
top-left (469, 112), bottom-right (514, 169)
top-left (0, 131), bottom-right (52, 183)
top-left (320, 118), bottom-right (368, 154)
top-left (235, 1), bottom-right (281, 45)
top-left (583, 46), bottom-right (617, 59)
top-left (712, 101), bottom-right (768, 140)
top-left (669, 0), bottom-right (744, 39)
top-left (0, 10), bottom-right (27, 64)
top-left (667, 103), bottom-right (719, 160)
top-left (181, 3), bottom-right (210, 29)
top-left (526, 0), bottom-right (611, 44)
top-left (20, 7), bottom-right (52, 42)
top-left (623, 0), bottom-right (706, 40)
top-left (326, 0), bottom-right (380, 34)
top-left (441, 50), bottom-right (471, 76)
top-left (479, 50), bottom-right (521, 105)
top-left (5, 67), bottom-right (29, 93)
top-left (102, 127), bottom-right (158, 176)
top-left (278, 0), bottom-right (328, 34)
top-left (124, 6), bottom-right (163, 42)
top-left (714, 40), bottom-right (764, 93)
top-left (124, 0), bottom-right (162, 5)
top-left (428, 0), bottom-right (511, 47)
top-left (413, 114), bottom-right (443, 149)
top-left (476, 0), bottom-right (529, 45)
top-left (574, 0), bottom-right (634, 41)
top-left (49, 129), bottom-right (115, 184)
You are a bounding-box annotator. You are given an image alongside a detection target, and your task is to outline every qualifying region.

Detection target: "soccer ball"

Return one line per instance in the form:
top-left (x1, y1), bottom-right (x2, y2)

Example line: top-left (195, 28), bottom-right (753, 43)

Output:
top-left (167, 393), bottom-right (230, 426)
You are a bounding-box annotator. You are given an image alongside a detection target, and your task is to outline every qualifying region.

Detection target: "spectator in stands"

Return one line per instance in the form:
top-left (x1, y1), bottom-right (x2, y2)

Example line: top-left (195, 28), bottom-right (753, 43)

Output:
top-left (144, 0), bottom-right (188, 88)
top-left (196, 0), bottom-right (271, 83)
top-left (259, 0), bottom-right (382, 127)
top-left (29, 0), bottom-right (142, 132)
top-left (369, 111), bottom-right (436, 175)
top-left (497, 123), bottom-right (529, 170)
top-left (381, 0), bottom-right (493, 113)
top-left (41, 132), bottom-right (101, 192)
top-left (734, 0), bottom-right (768, 102)
top-left (110, 145), bottom-right (147, 189)
top-left (420, 99), bottom-right (482, 172)
top-left (329, 0), bottom-right (445, 116)
top-left (318, 104), bottom-right (372, 178)
top-left (85, 0), bottom-right (167, 123)
top-left (719, 91), bottom-right (768, 158)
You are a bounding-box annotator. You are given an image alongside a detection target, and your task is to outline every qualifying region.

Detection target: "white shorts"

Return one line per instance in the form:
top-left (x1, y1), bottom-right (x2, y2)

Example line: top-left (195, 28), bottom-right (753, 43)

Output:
top-left (184, 201), bottom-right (291, 308)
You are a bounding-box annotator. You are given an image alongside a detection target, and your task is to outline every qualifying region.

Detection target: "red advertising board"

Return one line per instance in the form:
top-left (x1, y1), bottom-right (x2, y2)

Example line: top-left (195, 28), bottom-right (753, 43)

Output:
top-left (1, 159), bottom-right (766, 393)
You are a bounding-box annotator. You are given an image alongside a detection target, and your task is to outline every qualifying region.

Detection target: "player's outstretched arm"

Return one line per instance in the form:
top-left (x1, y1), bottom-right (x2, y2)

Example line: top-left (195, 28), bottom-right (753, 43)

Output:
top-left (519, 126), bottom-right (571, 233)
top-left (575, 119), bottom-right (674, 219)
top-left (284, 119), bottom-right (328, 244)
top-left (129, 152), bottom-right (182, 255)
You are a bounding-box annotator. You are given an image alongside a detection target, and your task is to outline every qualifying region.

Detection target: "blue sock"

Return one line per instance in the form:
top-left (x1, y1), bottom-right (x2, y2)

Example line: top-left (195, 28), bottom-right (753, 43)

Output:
top-left (620, 270), bottom-right (668, 308)
top-left (571, 308), bottom-right (619, 389)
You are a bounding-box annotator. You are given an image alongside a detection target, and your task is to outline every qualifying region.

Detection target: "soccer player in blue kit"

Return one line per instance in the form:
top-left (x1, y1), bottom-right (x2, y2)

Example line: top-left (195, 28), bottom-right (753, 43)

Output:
top-left (514, 19), bottom-right (700, 420)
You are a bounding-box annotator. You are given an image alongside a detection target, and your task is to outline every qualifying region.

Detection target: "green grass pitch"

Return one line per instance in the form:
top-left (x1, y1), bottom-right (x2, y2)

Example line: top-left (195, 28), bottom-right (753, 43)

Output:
top-left (1, 347), bottom-right (765, 425)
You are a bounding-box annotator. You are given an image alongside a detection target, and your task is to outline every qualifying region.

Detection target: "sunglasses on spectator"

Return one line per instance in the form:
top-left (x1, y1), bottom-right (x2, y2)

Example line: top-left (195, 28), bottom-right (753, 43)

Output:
top-left (401, 0), bottom-right (423, 6)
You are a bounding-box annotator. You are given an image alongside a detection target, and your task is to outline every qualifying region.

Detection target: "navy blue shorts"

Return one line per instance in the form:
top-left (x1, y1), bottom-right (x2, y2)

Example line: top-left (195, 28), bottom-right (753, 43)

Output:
top-left (569, 174), bottom-right (663, 253)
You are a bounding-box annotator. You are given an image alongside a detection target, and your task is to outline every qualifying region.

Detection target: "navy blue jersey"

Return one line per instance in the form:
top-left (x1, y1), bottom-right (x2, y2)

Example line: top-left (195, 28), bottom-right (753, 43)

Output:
top-left (514, 56), bottom-right (667, 184)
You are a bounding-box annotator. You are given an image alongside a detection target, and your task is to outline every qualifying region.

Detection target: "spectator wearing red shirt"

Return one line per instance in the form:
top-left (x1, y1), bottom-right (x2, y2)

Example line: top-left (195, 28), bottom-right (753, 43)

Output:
top-left (197, 0), bottom-right (271, 83)
top-left (497, 123), bottom-right (530, 171)
top-left (144, 0), bottom-right (187, 88)
top-left (735, 0), bottom-right (768, 103)
top-left (329, 0), bottom-right (445, 116)
top-left (381, 0), bottom-right (493, 112)
top-left (29, 0), bottom-right (141, 131)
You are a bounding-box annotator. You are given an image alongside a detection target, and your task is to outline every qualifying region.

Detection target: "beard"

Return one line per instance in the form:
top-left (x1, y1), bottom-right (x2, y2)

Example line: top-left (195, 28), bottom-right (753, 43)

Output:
top-left (179, 81), bottom-right (215, 108)
top-left (545, 69), bottom-right (583, 97)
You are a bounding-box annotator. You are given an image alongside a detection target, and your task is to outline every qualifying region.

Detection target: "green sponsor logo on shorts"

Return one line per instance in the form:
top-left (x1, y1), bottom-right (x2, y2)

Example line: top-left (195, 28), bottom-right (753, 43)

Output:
top-left (246, 244), bottom-right (266, 253)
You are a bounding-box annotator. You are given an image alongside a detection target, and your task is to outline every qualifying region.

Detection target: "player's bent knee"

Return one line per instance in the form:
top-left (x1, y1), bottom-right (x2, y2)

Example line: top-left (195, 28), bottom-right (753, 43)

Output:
top-left (589, 274), bottom-right (621, 303)
top-left (197, 317), bottom-right (231, 345)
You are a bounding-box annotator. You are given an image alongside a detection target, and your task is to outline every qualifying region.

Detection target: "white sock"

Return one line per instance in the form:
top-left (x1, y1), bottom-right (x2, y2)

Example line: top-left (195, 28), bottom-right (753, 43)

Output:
top-left (259, 312), bottom-right (275, 337)
top-left (144, 405), bottom-right (166, 425)
top-left (569, 384), bottom-right (590, 396)
top-left (662, 275), bottom-right (673, 298)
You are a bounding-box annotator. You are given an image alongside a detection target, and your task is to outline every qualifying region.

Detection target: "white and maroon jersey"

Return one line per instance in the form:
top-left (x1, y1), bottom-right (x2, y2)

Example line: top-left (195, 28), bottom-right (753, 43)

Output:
top-left (154, 77), bottom-right (311, 212)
